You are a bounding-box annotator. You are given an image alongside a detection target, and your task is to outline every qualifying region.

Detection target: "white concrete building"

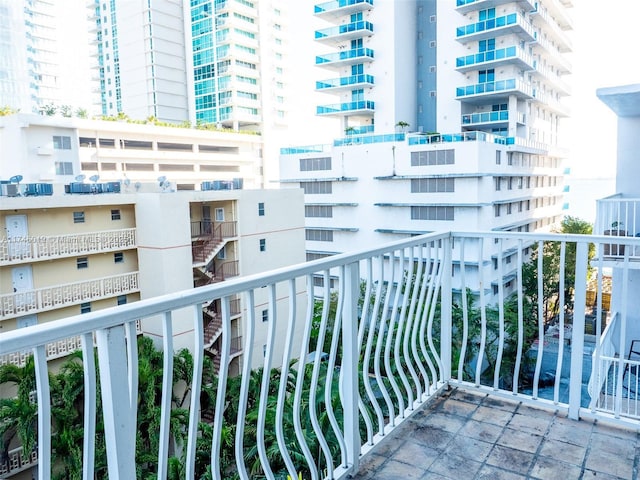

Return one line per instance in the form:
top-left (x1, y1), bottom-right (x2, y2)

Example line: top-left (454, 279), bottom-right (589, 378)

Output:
top-left (279, 0), bottom-right (571, 253)
top-left (0, 113), bottom-right (264, 191)
top-left (1, 186), bottom-right (307, 373)
top-left (594, 84), bottom-right (640, 357)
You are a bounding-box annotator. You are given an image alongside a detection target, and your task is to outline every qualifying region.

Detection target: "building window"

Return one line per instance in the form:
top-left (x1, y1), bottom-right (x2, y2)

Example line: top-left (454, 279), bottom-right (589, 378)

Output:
top-left (496, 151), bottom-right (501, 165)
top-left (259, 239), bottom-right (266, 252)
top-left (53, 135), bottom-right (71, 150)
top-left (262, 309), bottom-right (268, 322)
top-left (494, 177), bottom-right (501, 191)
top-left (507, 203), bottom-right (512, 214)
top-left (411, 149), bottom-right (454, 166)
top-left (73, 211), bottom-right (85, 223)
top-left (410, 206), bottom-right (454, 221)
top-left (258, 202), bottom-right (265, 216)
top-left (55, 161), bottom-right (74, 175)
top-left (117, 295), bottom-right (127, 305)
top-left (492, 285), bottom-right (499, 295)
top-left (478, 69), bottom-right (495, 83)
top-left (300, 157), bottom-right (331, 171)
top-left (305, 205), bottom-right (333, 218)
top-left (218, 246), bottom-right (226, 259)
top-left (215, 208), bottom-right (224, 221)
top-left (411, 178), bottom-right (454, 193)
top-left (76, 257), bottom-right (89, 269)
top-left (494, 205), bottom-right (501, 217)
top-left (493, 258), bottom-right (498, 270)
top-left (300, 181), bottom-right (332, 194)
top-left (306, 229), bottom-right (334, 242)
top-left (111, 209), bottom-right (121, 220)
top-left (81, 302), bottom-right (91, 314)
top-left (114, 252), bottom-right (124, 263)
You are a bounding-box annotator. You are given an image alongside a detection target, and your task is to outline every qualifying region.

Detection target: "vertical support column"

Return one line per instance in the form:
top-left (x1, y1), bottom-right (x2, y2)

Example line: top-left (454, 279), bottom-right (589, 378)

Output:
top-left (440, 236), bottom-right (453, 383)
top-left (569, 242), bottom-right (588, 419)
top-left (342, 261), bottom-right (360, 474)
top-left (95, 325), bottom-right (136, 479)
top-left (34, 345), bottom-right (51, 480)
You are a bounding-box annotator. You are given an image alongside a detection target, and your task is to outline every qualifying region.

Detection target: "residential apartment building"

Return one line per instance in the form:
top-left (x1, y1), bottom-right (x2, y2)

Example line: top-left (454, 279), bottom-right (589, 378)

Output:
top-left (0, 186), bottom-right (307, 374)
top-left (0, 113), bottom-right (264, 190)
top-left (592, 84), bottom-right (640, 401)
top-left (279, 0), bottom-right (572, 298)
top-left (0, 0), bottom-right (98, 114)
top-left (90, 0), bottom-right (293, 184)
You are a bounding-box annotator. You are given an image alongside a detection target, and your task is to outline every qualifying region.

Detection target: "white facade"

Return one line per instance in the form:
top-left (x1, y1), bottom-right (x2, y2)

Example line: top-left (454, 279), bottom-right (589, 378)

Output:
top-left (0, 113), bottom-right (264, 190)
top-left (595, 84), bottom-right (640, 351)
top-left (1, 186), bottom-right (307, 370)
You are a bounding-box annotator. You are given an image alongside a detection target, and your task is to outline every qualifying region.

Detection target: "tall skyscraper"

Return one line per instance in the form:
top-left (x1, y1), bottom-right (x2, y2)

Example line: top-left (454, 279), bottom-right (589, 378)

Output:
top-left (0, 0), bottom-right (97, 114)
top-left (279, 0), bottom-right (573, 279)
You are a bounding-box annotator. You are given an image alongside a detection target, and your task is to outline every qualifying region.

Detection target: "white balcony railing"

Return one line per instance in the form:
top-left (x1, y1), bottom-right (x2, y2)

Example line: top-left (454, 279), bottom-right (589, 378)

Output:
top-left (0, 272), bottom-right (139, 320)
top-left (0, 228), bottom-right (137, 265)
top-left (2, 231), bottom-right (640, 480)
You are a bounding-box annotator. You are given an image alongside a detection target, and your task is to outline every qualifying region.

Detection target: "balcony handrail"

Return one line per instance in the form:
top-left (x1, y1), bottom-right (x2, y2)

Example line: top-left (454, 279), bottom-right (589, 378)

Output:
top-left (0, 271), bottom-right (139, 319)
top-left (4, 230), bottom-right (640, 479)
top-left (0, 228), bottom-right (137, 263)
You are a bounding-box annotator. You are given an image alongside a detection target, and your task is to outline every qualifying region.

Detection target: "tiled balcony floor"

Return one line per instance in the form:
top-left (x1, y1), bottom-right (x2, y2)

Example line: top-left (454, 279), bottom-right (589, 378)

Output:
top-left (352, 388), bottom-right (639, 480)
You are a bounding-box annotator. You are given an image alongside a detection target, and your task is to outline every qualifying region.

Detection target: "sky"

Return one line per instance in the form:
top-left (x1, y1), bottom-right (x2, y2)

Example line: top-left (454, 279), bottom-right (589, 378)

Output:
top-left (568, 1), bottom-right (640, 178)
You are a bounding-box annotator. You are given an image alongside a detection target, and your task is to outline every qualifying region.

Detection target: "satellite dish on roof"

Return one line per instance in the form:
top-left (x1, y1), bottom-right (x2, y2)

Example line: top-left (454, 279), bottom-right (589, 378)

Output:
top-left (157, 176), bottom-right (167, 184)
top-left (75, 174), bottom-right (86, 182)
top-left (123, 178), bottom-right (131, 187)
top-left (9, 175), bottom-right (23, 184)
top-left (89, 174), bottom-right (100, 183)
top-left (134, 182), bottom-right (141, 191)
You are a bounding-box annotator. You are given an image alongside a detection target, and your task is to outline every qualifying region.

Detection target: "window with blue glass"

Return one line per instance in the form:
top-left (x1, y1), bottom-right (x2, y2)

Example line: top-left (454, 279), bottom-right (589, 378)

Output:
top-left (350, 12), bottom-right (363, 22)
top-left (351, 39), bottom-right (363, 49)
top-left (479, 69), bottom-right (495, 83)
top-left (479, 38), bottom-right (495, 52)
top-left (351, 64), bottom-right (363, 75)
top-left (479, 8), bottom-right (495, 21)
top-left (352, 89), bottom-right (364, 102)
top-left (492, 103), bottom-right (508, 111)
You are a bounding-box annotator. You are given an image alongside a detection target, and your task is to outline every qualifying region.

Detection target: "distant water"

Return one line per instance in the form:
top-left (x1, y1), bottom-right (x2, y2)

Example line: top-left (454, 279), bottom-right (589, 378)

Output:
top-left (564, 177), bottom-right (616, 224)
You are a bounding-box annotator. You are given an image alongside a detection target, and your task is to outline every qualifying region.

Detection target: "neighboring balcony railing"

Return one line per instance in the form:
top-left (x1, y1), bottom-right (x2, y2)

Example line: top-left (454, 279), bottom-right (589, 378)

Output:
top-left (456, 78), bottom-right (533, 99)
top-left (314, 0), bottom-right (373, 15)
top-left (316, 100), bottom-right (375, 115)
top-left (461, 110), bottom-right (509, 125)
top-left (316, 74), bottom-right (374, 91)
top-left (0, 446), bottom-right (37, 478)
top-left (0, 272), bottom-right (139, 320)
top-left (456, 13), bottom-right (536, 42)
top-left (0, 228), bottom-right (137, 265)
top-left (455, 45), bottom-right (534, 71)
top-left (455, 0), bottom-right (535, 13)
top-left (315, 20), bottom-right (374, 41)
top-left (315, 47), bottom-right (374, 66)
top-left (595, 194), bottom-right (640, 260)
top-left (4, 231), bottom-right (640, 480)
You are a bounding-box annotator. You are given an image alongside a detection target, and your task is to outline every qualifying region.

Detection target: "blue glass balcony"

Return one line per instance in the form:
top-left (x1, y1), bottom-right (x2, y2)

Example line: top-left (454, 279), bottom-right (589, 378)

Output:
top-left (314, 0), bottom-right (373, 16)
top-left (315, 21), bottom-right (374, 42)
top-left (455, 0), bottom-right (535, 14)
top-left (334, 132), bottom-right (404, 146)
top-left (455, 78), bottom-right (533, 101)
top-left (315, 47), bottom-right (374, 66)
top-left (461, 110), bottom-right (508, 125)
top-left (316, 100), bottom-right (375, 115)
top-left (316, 74), bottom-right (375, 91)
top-left (456, 13), bottom-right (535, 42)
top-left (455, 46), bottom-right (534, 72)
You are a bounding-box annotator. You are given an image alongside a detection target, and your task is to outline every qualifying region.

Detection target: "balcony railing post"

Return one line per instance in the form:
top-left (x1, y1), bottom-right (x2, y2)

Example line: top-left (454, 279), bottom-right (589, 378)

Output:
top-left (569, 242), bottom-right (588, 420)
top-left (342, 260), bottom-right (360, 474)
top-left (95, 325), bottom-right (136, 479)
top-left (440, 236), bottom-right (453, 382)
